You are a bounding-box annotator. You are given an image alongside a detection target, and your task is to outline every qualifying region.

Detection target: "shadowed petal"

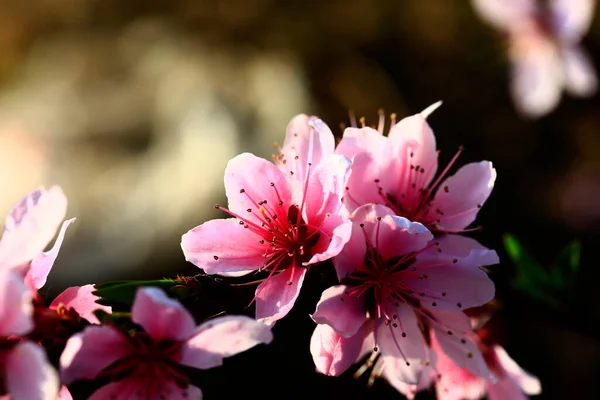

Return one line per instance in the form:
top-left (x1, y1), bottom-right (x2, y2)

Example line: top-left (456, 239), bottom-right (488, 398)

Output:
top-left (432, 161), bottom-right (496, 230)
top-left (0, 268), bottom-right (33, 336)
top-left (256, 266), bottom-right (306, 325)
top-left (494, 345), bottom-right (541, 395)
top-left (433, 329), bottom-right (494, 380)
top-left (50, 284), bottom-right (112, 324)
top-left (181, 218), bottom-right (266, 274)
top-left (132, 287), bottom-right (195, 342)
top-left (28, 218), bottom-right (76, 290)
top-left (310, 323), bottom-right (369, 376)
top-left (311, 285), bottom-right (368, 337)
top-left (180, 315), bottom-right (272, 370)
top-left (6, 341), bottom-right (59, 400)
top-left (89, 379), bottom-right (203, 400)
top-left (59, 326), bottom-right (133, 384)
top-left (0, 186), bottom-right (67, 271)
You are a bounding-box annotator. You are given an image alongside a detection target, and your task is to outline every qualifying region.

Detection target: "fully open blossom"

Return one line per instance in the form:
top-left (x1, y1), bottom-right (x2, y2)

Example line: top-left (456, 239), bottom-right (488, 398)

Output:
top-left (336, 103), bottom-right (496, 236)
top-left (0, 268), bottom-right (59, 400)
top-left (181, 144), bottom-right (352, 324)
top-left (434, 329), bottom-right (541, 400)
top-left (0, 186), bottom-right (75, 290)
top-left (60, 286), bottom-right (273, 399)
top-left (472, 0), bottom-right (597, 117)
top-left (310, 204), bottom-right (498, 386)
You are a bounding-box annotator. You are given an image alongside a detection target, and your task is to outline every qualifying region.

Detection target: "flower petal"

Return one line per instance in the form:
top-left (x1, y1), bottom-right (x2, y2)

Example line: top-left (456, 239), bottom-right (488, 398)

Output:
top-left (404, 235), bottom-right (496, 310)
top-left (377, 303), bottom-right (429, 385)
top-left (49, 284), bottom-right (112, 324)
top-left (311, 285), bottom-right (368, 337)
top-left (387, 109), bottom-right (439, 187)
top-left (0, 268), bottom-right (33, 336)
top-left (563, 45), bottom-right (597, 96)
top-left (303, 154), bottom-right (351, 227)
top-left (28, 218), bottom-right (75, 290)
top-left (494, 345), bottom-right (541, 395)
top-left (432, 161), bottom-right (496, 230)
top-left (0, 186), bottom-right (67, 271)
top-left (471, 0), bottom-right (535, 30)
top-left (57, 386), bottom-right (73, 400)
top-left (306, 215), bottom-right (352, 266)
top-left (181, 218), bottom-right (266, 274)
top-left (224, 153), bottom-right (292, 225)
top-left (5, 341), bottom-right (59, 400)
top-left (59, 325), bottom-right (133, 384)
top-left (180, 315), bottom-right (272, 370)
top-left (131, 287), bottom-right (196, 342)
top-left (277, 115), bottom-right (335, 182)
top-left (433, 328), bottom-right (494, 380)
top-left (336, 127), bottom-right (390, 160)
top-left (255, 266), bottom-right (306, 325)
top-left (310, 323), bottom-right (370, 376)
top-left (375, 215), bottom-right (433, 261)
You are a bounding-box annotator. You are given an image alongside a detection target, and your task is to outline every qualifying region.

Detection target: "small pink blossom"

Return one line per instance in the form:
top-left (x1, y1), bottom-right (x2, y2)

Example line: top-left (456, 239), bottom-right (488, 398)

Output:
top-left (0, 186), bottom-right (75, 290)
top-left (310, 204), bottom-right (497, 386)
top-left (49, 284), bottom-right (112, 325)
top-left (434, 330), bottom-right (541, 400)
top-left (472, 0), bottom-right (597, 117)
top-left (0, 268), bottom-right (59, 400)
top-left (60, 287), bottom-right (273, 399)
top-left (181, 119), bottom-right (352, 324)
top-left (336, 103), bottom-right (496, 235)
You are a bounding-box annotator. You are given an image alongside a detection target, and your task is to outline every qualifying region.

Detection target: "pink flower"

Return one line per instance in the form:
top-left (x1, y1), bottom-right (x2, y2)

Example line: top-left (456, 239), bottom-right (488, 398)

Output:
top-left (49, 284), bottom-right (112, 325)
top-left (434, 330), bottom-right (541, 400)
top-left (336, 103), bottom-right (496, 235)
top-left (181, 146), bottom-right (352, 324)
top-left (472, 0), bottom-right (597, 117)
top-left (0, 186), bottom-right (75, 290)
top-left (0, 268), bottom-right (59, 400)
top-left (310, 204), bottom-right (498, 385)
top-left (60, 287), bottom-right (273, 399)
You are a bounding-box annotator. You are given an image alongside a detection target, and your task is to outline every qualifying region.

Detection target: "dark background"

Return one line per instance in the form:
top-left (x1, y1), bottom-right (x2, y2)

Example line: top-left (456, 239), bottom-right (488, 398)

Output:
top-left (2, 1), bottom-right (599, 399)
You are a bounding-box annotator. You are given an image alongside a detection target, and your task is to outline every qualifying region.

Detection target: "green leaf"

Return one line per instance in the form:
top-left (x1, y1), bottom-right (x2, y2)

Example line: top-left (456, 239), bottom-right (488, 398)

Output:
top-left (93, 279), bottom-right (178, 307)
top-left (503, 234), bottom-right (551, 286)
top-left (550, 240), bottom-right (581, 289)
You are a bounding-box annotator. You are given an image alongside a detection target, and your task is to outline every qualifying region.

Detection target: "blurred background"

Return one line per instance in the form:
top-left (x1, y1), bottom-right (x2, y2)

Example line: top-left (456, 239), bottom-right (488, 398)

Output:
top-left (1, 1), bottom-right (599, 399)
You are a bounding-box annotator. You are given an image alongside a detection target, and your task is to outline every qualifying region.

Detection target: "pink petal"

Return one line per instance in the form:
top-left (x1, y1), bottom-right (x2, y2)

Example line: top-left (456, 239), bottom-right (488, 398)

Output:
top-left (433, 328), bottom-right (494, 380)
top-left (131, 287), bottom-right (195, 342)
top-left (303, 154), bottom-right (351, 227)
top-left (388, 110), bottom-right (439, 187)
top-left (49, 284), bottom-right (112, 324)
top-left (405, 235), bottom-right (497, 310)
top-left (224, 153), bottom-right (293, 225)
top-left (486, 377), bottom-right (528, 400)
top-left (28, 218), bottom-right (75, 290)
top-left (428, 308), bottom-right (473, 332)
top-left (550, 0), bottom-right (595, 42)
top-left (59, 326), bottom-right (133, 384)
top-left (340, 152), bottom-right (387, 215)
top-left (471, 0), bottom-right (535, 30)
top-left (332, 217), bottom-right (368, 281)
top-left (0, 186), bottom-right (67, 271)
top-left (310, 323), bottom-right (370, 376)
top-left (311, 285), bottom-right (368, 337)
top-left (0, 268), bottom-right (33, 336)
top-left (432, 161), bottom-right (496, 230)
top-left (374, 215), bottom-right (433, 261)
top-left (336, 127), bottom-right (390, 160)
top-left (377, 303), bottom-right (429, 384)
top-left (255, 266), bottom-right (306, 325)
top-left (89, 379), bottom-right (202, 400)
top-left (509, 41), bottom-right (562, 118)
top-left (57, 386), bottom-right (73, 400)
top-left (306, 215), bottom-right (352, 266)
top-left (5, 341), bottom-right (59, 400)
top-left (181, 218), bottom-right (266, 274)
top-left (494, 345), bottom-right (541, 395)
top-left (180, 315), bottom-right (272, 370)
top-left (385, 348), bottom-right (437, 400)
top-left (562, 45), bottom-right (597, 96)
top-left (277, 115), bottom-right (335, 182)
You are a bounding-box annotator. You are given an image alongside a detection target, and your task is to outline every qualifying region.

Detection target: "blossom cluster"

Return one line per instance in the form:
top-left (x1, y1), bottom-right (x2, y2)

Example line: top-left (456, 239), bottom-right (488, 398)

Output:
top-left (0, 103), bottom-right (541, 399)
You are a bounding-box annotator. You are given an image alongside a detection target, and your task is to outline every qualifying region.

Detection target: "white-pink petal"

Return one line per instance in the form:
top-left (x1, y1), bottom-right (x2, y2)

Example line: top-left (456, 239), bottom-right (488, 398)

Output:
top-left (311, 285), bottom-right (368, 337)
top-left (255, 266), bottom-right (306, 325)
top-left (131, 287), bottom-right (196, 342)
top-left (180, 315), bottom-right (272, 370)
top-left (310, 323), bottom-right (368, 376)
top-left (50, 284), bottom-right (112, 325)
top-left (0, 268), bottom-right (33, 336)
top-left (5, 341), bottom-right (59, 400)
